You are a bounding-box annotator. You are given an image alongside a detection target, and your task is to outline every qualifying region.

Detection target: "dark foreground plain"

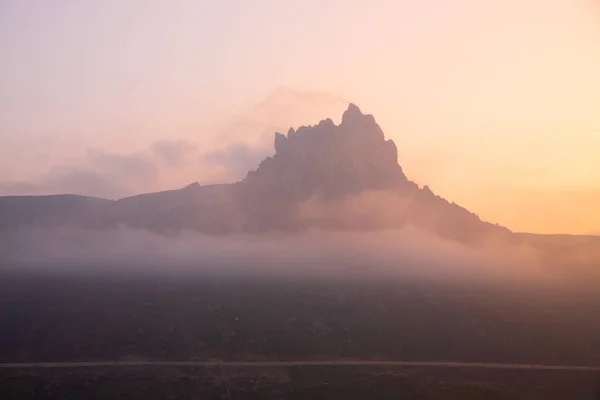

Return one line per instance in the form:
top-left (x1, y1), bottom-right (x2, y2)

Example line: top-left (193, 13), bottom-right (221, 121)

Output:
top-left (2, 269), bottom-right (600, 398)
top-left (2, 365), bottom-right (600, 399)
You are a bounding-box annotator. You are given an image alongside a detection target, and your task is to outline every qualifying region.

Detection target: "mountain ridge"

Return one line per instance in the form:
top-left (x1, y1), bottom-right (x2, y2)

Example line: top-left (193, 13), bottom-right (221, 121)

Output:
top-left (1, 104), bottom-right (514, 245)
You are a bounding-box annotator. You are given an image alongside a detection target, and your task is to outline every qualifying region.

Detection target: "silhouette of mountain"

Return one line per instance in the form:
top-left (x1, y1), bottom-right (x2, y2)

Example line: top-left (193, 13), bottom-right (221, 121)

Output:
top-left (0, 195), bottom-right (112, 230)
top-left (0, 104), bottom-right (511, 244)
top-left (203, 87), bottom-right (352, 182)
top-left (236, 104), bottom-right (512, 243)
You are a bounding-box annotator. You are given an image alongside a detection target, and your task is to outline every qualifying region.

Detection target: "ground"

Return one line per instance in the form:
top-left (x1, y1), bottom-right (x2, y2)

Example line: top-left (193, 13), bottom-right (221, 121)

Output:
top-left (1, 270), bottom-right (600, 398)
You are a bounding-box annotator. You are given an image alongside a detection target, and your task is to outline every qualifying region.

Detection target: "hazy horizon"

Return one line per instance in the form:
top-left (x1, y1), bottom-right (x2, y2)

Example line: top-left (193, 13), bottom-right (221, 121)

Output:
top-left (1, 0), bottom-right (600, 235)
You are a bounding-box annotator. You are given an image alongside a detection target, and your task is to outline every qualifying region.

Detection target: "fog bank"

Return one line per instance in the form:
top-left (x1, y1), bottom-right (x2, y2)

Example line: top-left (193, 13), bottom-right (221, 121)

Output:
top-left (0, 226), bottom-right (557, 288)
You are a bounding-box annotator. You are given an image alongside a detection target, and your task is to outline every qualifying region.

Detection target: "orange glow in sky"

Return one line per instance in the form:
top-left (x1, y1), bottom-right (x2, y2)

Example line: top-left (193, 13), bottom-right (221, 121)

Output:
top-left (0, 0), bottom-right (599, 234)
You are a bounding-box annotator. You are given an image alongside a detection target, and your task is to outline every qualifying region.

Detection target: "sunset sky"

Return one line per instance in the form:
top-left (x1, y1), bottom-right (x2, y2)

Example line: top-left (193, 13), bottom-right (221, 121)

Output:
top-left (1, 0), bottom-right (599, 234)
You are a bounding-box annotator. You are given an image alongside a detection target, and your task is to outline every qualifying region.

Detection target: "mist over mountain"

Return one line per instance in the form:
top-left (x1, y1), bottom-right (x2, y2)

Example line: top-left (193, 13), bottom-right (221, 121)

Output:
top-left (235, 104), bottom-right (512, 242)
top-left (0, 104), bottom-right (512, 245)
top-left (0, 88), bottom-right (350, 199)
top-left (200, 87), bottom-right (351, 183)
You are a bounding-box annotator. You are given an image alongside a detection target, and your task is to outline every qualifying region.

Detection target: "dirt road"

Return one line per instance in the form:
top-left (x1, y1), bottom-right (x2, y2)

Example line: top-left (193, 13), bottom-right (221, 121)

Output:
top-left (1, 360), bottom-right (599, 371)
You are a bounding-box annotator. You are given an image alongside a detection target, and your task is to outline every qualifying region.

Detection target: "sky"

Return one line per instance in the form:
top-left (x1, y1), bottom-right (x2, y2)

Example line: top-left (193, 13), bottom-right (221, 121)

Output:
top-left (1, 0), bottom-right (599, 234)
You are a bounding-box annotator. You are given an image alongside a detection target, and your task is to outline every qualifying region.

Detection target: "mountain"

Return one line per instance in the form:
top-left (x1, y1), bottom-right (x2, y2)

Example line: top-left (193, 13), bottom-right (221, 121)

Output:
top-left (218, 87), bottom-right (351, 148)
top-left (0, 195), bottom-right (112, 230)
top-left (204, 87), bottom-right (353, 183)
top-left (0, 104), bottom-right (511, 244)
top-left (236, 104), bottom-right (511, 242)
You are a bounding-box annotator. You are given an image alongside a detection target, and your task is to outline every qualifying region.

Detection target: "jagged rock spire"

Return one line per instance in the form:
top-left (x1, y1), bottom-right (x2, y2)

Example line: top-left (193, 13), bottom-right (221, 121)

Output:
top-left (246, 103), bottom-right (413, 200)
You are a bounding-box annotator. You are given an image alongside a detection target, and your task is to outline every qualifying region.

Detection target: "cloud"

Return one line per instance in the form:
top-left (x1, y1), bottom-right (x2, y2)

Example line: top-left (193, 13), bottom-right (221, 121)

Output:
top-left (0, 226), bottom-right (555, 289)
top-left (0, 88), bottom-right (352, 198)
top-left (0, 146), bottom-right (163, 199)
top-left (151, 140), bottom-right (199, 167)
top-left (0, 181), bottom-right (41, 195)
top-left (26, 149), bottom-right (161, 199)
top-left (0, 141), bottom-right (219, 199)
top-left (0, 170), bottom-right (131, 199)
top-left (201, 143), bottom-right (271, 181)
top-left (196, 87), bottom-right (351, 182)
top-left (44, 167), bottom-right (132, 199)
top-left (80, 149), bottom-right (159, 189)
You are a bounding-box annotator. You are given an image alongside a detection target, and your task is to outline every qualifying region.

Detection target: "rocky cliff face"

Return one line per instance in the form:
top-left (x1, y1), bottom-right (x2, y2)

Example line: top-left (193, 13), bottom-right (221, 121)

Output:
top-left (0, 103), bottom-right (512, 244)
top-left (233, 104), bottom-right (510, 242)
top-left (242, 104), bottom-right (416, 202)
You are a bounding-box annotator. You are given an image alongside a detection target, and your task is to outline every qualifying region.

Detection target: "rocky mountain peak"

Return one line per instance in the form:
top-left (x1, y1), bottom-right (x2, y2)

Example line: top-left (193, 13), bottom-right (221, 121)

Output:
top-left (242, 104), bottom-right (415, 201)
top-left (0, 102), bottom-right (513, 243)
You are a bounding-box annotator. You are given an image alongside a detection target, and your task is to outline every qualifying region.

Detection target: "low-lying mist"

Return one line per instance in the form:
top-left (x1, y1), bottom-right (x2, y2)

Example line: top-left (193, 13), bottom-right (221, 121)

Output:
top-left (0, 225), bottom-right (560, 289)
